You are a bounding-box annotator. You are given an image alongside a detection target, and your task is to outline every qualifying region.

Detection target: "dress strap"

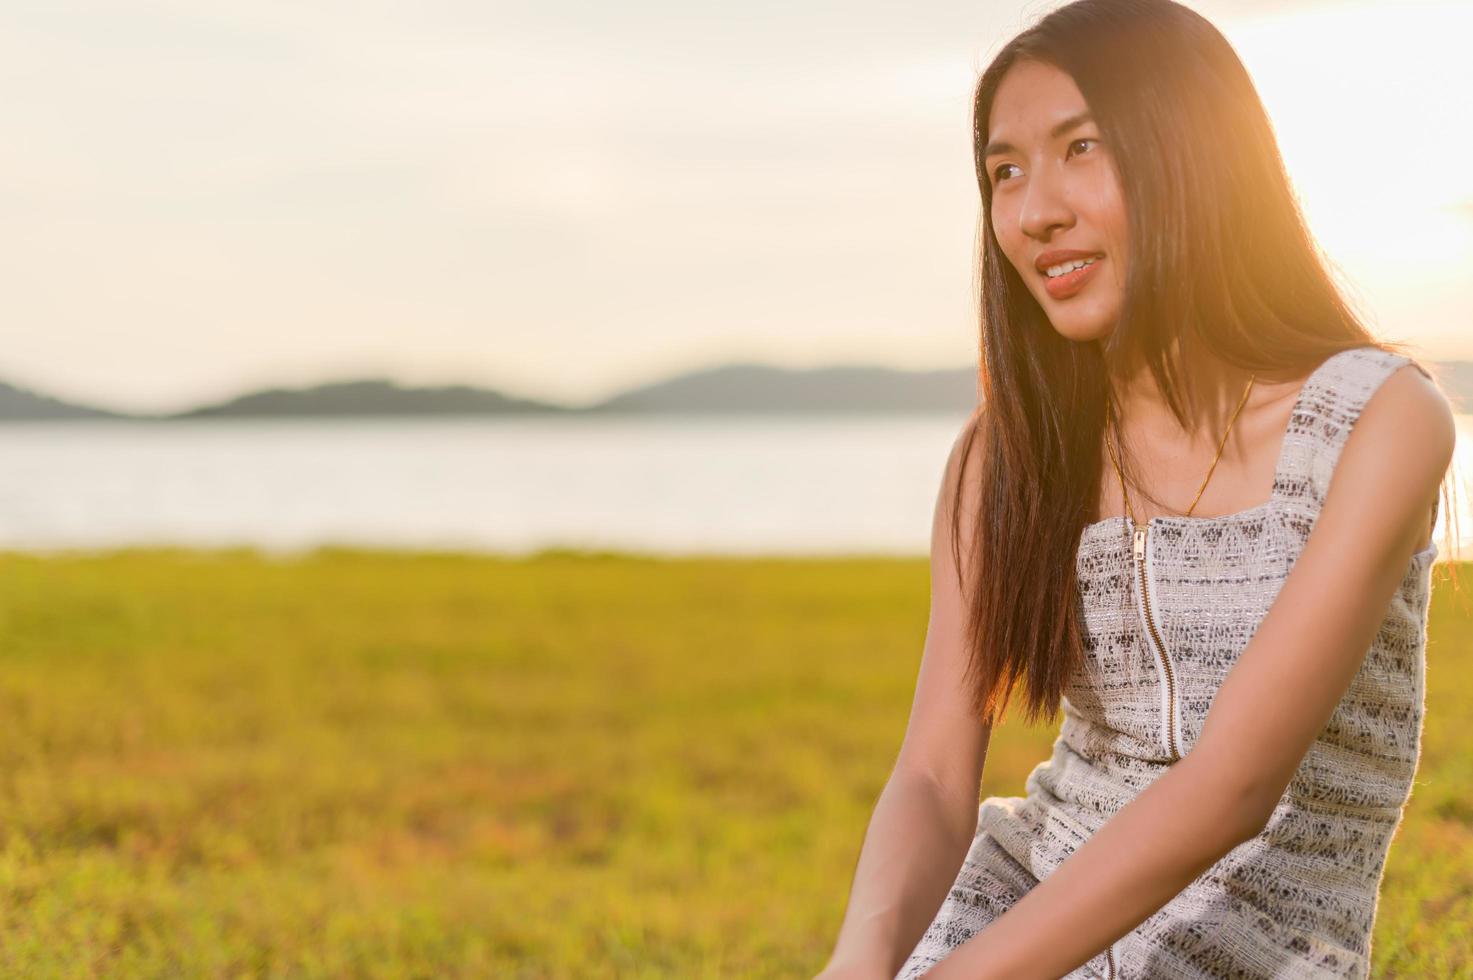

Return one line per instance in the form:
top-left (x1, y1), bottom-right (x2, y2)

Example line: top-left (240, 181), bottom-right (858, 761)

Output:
top-left (1272, 345), bottom-right (1428, 517)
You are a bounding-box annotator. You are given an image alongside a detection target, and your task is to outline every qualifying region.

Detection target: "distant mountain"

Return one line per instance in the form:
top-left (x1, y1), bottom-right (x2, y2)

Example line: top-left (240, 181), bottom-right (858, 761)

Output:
top-left (0, 380), bottom-right (121, 419)
top-left (169, 365), bottom-right (981, 418)
top-left (1430, 360), bottom-right (1473, 413)
top-left (586, 363), bottom-right (979, 414)
top-left (170, 378), bottom-right (569, 418)
top-left (0, 357), bottom-right (1467, 421)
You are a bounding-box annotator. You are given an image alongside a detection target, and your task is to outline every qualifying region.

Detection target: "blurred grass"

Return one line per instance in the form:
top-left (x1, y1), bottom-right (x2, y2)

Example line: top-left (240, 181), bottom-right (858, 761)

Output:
top-left (0, 549), bottom-right (1466, 978)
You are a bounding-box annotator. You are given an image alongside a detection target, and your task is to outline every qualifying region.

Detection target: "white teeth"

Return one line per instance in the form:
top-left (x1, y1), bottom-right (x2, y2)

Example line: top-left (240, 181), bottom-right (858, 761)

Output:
top-left (1045, 256), bottom-right (1100, 278)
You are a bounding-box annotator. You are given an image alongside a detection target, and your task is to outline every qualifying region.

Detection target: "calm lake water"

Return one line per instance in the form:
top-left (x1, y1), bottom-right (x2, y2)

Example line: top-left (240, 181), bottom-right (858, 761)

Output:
top-left (2, 414), bottom-right (1469, 557)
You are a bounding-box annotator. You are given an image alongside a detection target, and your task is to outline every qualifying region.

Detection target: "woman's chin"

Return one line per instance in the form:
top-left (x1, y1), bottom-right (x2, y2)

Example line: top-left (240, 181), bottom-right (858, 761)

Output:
top-left (1045, 311), bottom-right (1118, 344)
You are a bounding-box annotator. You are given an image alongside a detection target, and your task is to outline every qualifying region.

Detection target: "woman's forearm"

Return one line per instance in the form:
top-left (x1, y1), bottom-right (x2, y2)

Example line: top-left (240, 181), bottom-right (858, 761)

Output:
top-left (922, 751), bottom-right (1262, 979)
top-left (823, 767), bottom-right (980, 976)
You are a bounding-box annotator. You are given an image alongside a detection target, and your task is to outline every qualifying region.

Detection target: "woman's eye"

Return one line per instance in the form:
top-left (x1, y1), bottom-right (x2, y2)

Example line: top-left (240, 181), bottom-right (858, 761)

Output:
top-left (993, 139), bottom-right (1099, 185)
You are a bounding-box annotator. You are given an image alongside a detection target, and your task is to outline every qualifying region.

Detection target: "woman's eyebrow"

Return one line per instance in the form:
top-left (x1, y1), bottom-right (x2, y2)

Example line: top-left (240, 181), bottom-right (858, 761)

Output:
top-left (983, 111), bottom-right (1094, 160)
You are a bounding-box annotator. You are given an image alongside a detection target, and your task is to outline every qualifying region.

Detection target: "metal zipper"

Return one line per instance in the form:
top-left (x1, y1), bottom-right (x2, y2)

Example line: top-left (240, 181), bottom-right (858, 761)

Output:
top-left (1132, 522), bottom-right (1182, 762)
top-left (1105, 941), bottom-right (1118, 979)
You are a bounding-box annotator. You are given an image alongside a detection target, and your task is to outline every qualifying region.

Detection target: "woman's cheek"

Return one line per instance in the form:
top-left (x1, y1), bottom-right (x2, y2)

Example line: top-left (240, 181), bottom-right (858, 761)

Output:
top-left (991, 214), bottom-right (1019, 268)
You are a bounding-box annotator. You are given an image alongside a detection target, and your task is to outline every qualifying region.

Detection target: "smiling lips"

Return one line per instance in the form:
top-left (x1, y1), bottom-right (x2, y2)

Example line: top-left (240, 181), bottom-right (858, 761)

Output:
top-left (1038, 252), bottom-right (1105, 300)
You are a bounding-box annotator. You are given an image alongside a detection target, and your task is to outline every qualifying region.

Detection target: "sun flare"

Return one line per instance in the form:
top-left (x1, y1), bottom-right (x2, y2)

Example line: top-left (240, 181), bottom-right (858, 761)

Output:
top-left (1222, 1), bottom-right (1473, 346)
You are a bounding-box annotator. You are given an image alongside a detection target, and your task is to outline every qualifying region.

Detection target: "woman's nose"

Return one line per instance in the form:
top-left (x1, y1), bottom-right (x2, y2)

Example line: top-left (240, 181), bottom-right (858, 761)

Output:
top-left (1018, 169), bottom-right (1074, 241)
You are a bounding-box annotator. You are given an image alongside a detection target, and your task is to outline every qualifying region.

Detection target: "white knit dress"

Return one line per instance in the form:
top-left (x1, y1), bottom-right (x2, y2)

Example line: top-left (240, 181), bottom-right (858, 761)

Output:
top-left (897, 346), bottom-right (1440, 979)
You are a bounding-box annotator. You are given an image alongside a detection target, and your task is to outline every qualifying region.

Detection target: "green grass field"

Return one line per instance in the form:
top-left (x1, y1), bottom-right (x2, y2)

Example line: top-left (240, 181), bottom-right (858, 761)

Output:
top-left (0, 549), bottom-right (1467, 978)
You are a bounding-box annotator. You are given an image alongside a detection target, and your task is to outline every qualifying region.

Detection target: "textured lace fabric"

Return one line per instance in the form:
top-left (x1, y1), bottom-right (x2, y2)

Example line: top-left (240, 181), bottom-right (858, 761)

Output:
top-left (896, 346), bottom-right (1440, 980)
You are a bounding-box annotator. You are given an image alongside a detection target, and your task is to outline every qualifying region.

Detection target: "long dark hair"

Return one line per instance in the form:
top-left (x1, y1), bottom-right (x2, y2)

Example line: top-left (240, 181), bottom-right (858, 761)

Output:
top-left (950, 0), bottom-right (1461, 727)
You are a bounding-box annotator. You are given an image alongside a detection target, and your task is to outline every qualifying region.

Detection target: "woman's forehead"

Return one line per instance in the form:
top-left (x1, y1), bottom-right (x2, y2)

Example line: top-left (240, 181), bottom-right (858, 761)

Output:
top-left (986, 63), bottom-right (1091, 153)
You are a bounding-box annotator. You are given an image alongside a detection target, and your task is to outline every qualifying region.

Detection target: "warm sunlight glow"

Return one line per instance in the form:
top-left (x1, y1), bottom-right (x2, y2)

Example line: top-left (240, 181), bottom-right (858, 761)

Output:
top-left (1223, 1), bottom-right (1473, 346)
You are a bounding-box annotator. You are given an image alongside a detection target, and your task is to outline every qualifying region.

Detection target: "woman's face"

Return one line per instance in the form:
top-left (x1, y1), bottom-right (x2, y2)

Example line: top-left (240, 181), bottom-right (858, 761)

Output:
top-left (984, 59), bottom-right (1128, 343)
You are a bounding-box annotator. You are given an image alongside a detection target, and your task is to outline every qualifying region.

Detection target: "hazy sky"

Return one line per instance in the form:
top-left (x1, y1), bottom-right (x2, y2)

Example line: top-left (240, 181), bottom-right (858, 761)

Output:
top-left (5, 0), bottom-right (1470, 413)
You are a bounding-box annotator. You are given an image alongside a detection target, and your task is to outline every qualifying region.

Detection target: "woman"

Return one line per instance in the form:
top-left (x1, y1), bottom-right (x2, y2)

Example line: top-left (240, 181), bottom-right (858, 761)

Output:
top-left (817, 1), bottom-right (1458, 978)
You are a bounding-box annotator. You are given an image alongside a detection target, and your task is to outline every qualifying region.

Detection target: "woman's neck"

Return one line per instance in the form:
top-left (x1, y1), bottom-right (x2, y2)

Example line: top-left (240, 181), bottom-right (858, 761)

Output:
top-left (1110, 339), bottom-right (1267, 449)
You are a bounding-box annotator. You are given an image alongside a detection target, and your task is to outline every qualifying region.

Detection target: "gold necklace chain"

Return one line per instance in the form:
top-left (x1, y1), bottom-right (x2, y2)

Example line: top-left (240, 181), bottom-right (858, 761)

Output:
top-left (1104, 372), bottom-right (1256, 526)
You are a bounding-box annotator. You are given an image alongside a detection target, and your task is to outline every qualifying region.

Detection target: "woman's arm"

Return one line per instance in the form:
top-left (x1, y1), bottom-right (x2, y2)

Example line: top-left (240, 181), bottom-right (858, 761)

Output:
top-left (817, 768), bottom-right (986, 978)
top-left (920, 364), bottom-right (1457, 979)
top-left (819, 414), bottom-right (995, 978)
